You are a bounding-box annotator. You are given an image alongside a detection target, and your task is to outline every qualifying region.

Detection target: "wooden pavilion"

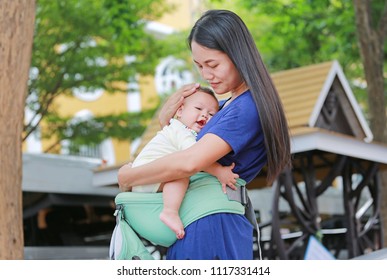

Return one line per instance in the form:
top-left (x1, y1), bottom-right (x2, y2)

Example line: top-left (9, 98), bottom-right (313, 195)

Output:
top-left (257, 60), bottom-right (387, 259)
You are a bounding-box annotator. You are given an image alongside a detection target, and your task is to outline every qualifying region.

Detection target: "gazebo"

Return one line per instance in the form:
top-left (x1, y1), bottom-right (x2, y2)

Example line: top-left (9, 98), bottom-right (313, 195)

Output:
top-left (253, 61), bottom-right (387, 259)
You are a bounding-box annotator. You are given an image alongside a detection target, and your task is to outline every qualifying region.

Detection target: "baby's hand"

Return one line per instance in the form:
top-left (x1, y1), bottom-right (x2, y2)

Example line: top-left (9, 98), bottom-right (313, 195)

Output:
top-left (216, 163), bottom-right (239, 194)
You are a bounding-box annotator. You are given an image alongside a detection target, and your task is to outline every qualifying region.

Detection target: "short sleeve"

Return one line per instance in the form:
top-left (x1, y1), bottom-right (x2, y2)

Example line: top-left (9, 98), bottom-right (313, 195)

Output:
top-left (196, 91), bottom-right (266, 183)
top-left (206, 102), bottom-right (259, 154)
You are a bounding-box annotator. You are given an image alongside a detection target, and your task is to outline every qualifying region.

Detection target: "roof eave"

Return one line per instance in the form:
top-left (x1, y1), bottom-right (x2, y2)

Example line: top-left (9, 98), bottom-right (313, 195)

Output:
top-left (291, 129), bottom-right (387, 164)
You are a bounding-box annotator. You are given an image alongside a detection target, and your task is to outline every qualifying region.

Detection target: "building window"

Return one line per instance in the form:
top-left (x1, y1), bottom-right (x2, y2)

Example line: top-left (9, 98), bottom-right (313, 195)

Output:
top-left (61, 110), bottom-right (115, 165)
top-left (155, 56), bottom-right (193, 95)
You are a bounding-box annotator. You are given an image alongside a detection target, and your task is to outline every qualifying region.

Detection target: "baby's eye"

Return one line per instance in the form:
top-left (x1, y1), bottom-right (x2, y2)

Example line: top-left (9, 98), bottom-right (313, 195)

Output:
top-left (195, 107), bottom-right (202, 111)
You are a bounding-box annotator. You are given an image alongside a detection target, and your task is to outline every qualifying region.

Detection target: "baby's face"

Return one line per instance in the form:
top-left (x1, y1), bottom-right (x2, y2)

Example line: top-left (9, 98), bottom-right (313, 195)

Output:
top-left (176, 91), bottom-right (219, 133)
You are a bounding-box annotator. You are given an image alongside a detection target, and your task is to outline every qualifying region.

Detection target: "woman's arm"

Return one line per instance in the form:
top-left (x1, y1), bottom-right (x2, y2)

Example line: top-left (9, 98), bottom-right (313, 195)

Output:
top-left (158, 83), bottom-right (200, 127)
top-left (118, 133), bottom-right (232, 191)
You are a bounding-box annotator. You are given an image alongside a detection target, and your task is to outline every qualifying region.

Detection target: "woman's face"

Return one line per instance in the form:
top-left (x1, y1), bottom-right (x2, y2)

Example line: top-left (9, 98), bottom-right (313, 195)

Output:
top-left (191, 41), bottom-right (244, 96)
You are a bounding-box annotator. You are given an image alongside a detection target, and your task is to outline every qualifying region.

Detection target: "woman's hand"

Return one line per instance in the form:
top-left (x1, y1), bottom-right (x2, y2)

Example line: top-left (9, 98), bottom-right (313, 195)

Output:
top-left (158, 83), bottom-right (200, 127)
top-left (117, 162), bottom-right (133, 192)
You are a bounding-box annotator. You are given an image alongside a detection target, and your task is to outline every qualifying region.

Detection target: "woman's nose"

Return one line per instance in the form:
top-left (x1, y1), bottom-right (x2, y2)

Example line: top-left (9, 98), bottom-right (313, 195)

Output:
top-left (201, 67), bottom-right (213, 80)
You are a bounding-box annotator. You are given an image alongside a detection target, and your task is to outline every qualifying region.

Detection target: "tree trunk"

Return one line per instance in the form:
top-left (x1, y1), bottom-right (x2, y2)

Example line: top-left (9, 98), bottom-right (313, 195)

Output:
top-left (353, 0), bottom-right (387, 246)
top-left (353, 0), bottom-right (387, 142)
top-left (0, 0), bottom-right (36, 259)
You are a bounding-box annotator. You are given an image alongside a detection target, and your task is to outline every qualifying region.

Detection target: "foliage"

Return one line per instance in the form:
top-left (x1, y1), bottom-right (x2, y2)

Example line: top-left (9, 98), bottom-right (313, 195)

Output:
top-left (210, 0), bottom-right (386, 113)
top-left (240, 0), bottom-right (359, 70)
top-left (43, 107), bottom-right (158, 153)
top-left (26, 0), bottom-right (172, 150)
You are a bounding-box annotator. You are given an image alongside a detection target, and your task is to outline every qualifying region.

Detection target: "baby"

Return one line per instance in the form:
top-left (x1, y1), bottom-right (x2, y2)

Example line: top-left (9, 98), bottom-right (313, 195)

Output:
top-left (132, 86), bottom-right (238, 239)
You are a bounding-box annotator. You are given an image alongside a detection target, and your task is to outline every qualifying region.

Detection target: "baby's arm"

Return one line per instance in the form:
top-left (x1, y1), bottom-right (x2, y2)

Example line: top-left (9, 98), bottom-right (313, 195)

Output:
top-left (204, 162), bottom-right (239, 193)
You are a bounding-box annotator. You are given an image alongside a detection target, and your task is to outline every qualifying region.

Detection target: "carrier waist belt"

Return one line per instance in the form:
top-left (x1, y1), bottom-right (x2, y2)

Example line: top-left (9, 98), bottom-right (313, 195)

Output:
top-left (114, 172), bottom-right (246, 247)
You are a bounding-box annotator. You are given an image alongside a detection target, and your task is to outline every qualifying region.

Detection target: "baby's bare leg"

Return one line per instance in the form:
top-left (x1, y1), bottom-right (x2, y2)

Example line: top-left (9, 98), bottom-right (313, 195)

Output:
top-left (159, 178), bottom-right (189, 239)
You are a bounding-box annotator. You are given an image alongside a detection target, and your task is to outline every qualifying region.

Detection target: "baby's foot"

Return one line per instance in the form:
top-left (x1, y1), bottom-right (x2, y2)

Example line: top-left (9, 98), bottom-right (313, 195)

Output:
top-left (160, 210), bottom-right (185, 239)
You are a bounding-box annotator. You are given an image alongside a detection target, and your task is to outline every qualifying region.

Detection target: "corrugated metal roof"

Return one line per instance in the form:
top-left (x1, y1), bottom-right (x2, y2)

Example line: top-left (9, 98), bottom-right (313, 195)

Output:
top-left (22, 153), bottom-right (119, 196)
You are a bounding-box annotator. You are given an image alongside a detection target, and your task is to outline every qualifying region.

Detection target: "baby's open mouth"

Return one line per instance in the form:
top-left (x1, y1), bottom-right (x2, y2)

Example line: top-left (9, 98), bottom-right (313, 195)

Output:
top-left (197, 120), bottom-right (206, 126)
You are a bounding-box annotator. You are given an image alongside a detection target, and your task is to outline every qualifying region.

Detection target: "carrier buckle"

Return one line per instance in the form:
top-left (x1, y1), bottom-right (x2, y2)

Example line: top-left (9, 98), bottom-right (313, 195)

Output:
top-left (114, 204), bottom-right (124, 220)
top-left (240, 185), bottom-right (248, 206)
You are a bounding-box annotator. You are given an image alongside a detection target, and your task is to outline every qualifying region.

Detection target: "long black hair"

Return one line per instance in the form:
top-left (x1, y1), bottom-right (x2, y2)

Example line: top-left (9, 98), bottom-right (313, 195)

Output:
top-left (188, 9), bottom-right (291, 184)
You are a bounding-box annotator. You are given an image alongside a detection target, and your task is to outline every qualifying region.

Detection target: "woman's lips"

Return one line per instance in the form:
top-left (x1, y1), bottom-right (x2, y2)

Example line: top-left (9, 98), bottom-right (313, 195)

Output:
top-left (210, 82), bottom-right (219, 88)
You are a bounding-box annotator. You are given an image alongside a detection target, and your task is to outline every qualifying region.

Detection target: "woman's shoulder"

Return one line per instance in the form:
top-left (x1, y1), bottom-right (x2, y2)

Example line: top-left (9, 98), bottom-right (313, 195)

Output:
top-left (229, 91), bottom-right (258, 119)
top-left (236, 90), bottom-right (255, 104)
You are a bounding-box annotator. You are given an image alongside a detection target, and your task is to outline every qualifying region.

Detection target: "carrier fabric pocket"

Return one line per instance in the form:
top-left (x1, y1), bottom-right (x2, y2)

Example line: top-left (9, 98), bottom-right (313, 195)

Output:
top-left (115, 192), bottom-right (175, 247)
top-left (109, 207), bottom-right (154, 260)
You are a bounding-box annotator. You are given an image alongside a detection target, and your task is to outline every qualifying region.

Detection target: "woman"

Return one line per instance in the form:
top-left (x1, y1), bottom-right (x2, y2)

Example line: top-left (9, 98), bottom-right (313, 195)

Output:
top-left (118, 9), bottom-right (291, 260)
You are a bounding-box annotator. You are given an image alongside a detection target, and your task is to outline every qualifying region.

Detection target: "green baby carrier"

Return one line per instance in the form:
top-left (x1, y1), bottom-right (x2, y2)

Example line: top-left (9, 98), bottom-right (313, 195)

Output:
top-left (109, 172), bottom-right (252, 260)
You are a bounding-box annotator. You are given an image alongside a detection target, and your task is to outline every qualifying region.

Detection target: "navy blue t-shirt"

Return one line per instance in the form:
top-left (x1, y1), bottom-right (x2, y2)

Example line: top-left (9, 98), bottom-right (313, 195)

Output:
top-left (197, 90), bottom-right (266, 183)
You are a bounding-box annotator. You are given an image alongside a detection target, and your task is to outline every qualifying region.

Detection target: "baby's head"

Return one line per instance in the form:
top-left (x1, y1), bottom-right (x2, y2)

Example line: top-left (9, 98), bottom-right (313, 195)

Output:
top-left (175, 86), bottom-right (219, 133)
